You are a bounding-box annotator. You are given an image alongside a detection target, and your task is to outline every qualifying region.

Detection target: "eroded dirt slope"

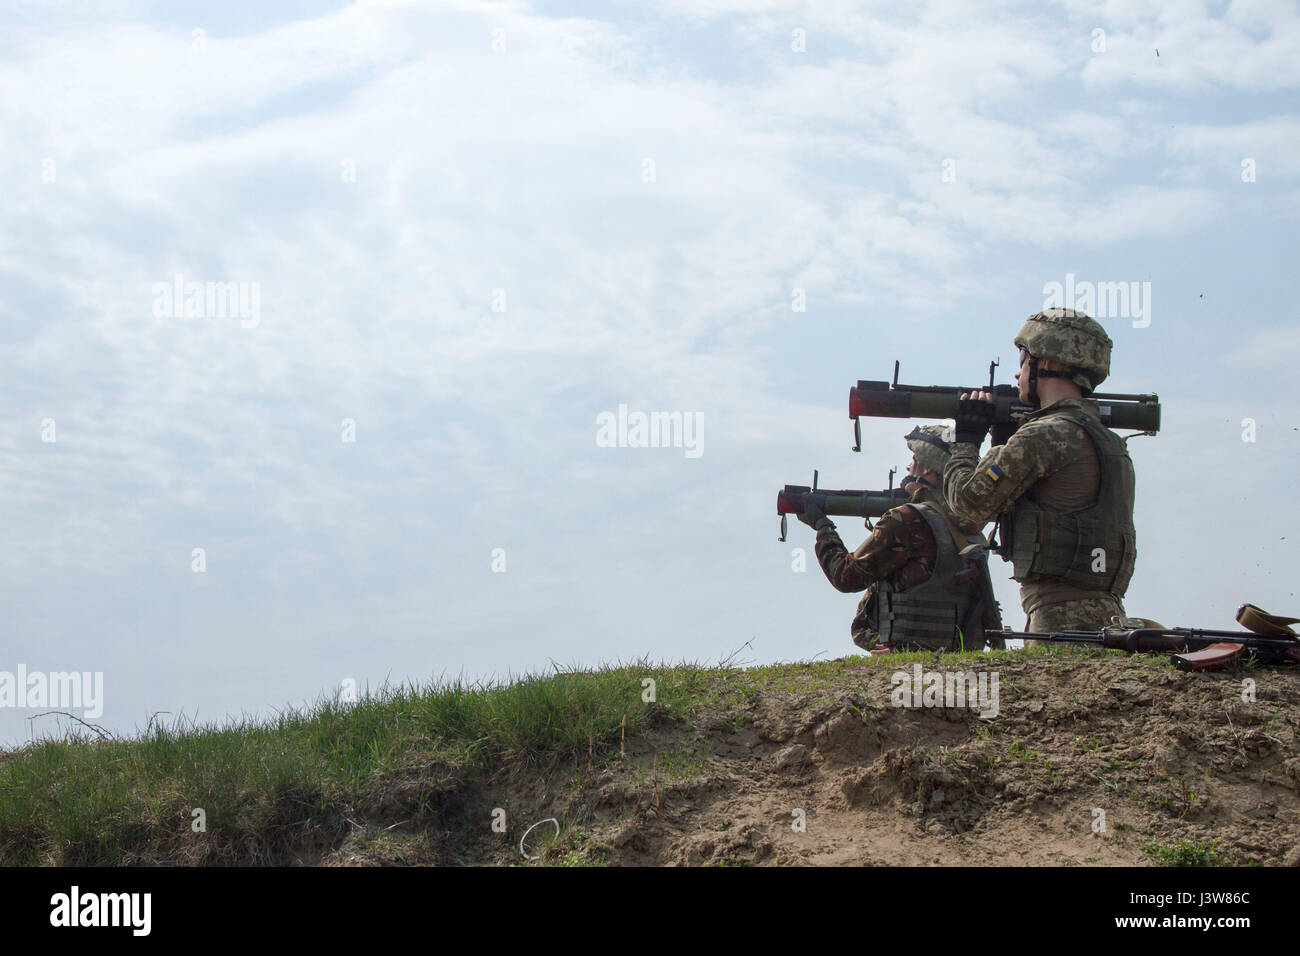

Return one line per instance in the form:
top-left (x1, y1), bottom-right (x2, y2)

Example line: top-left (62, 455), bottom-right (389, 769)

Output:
top-left (326, 652), bottom-right (1300, 867)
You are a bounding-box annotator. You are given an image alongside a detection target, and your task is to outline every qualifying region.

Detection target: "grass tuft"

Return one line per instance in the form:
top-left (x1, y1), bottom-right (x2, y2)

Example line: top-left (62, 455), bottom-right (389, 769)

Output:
top-left (0, 661), bottom-right (694, 865)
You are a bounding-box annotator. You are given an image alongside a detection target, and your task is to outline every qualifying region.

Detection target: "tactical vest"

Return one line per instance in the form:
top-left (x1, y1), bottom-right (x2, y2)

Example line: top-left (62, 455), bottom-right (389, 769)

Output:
top-left (871, 503), bottom-right (984, 651)
top-left (997, 408), bottom-right (1136, 597)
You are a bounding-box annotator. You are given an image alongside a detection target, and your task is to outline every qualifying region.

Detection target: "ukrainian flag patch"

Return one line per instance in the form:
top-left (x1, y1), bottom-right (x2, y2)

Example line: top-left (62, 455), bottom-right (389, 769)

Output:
top-left (984, 464), bottom-right (1004, 482)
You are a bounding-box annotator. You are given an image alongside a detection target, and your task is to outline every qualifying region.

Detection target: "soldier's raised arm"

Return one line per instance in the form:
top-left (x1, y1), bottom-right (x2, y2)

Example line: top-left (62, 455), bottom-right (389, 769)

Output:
top-left (943, 392), bottom-right (1050, 525)
top-left (810, 509), bottom-right (914, 593)
top-left (799, 424), bottom-right (950, 593)
top-left (944, 418), bottom-right (1055, 525)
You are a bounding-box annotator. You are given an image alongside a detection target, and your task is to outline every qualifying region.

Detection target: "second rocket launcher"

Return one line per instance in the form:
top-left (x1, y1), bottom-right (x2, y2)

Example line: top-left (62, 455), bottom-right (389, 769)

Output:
top-left (846, 363), bottom-right (1161, 451)
top-left (775, 471), bottom-right (909, 541)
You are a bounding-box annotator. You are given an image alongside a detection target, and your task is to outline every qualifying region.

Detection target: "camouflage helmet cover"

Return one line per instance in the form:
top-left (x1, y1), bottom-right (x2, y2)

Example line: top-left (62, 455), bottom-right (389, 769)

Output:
top-left (905, 424), bottom-right (953, 474)
top-left (1014, 308), bottom-right (1112, 390)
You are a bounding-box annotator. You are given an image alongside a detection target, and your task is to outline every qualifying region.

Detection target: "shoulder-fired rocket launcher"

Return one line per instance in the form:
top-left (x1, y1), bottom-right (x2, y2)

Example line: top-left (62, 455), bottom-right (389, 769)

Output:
top-left (846, 361), bottom-right (1161, 451)
top-left (775, 469), bottom-right (909, 542)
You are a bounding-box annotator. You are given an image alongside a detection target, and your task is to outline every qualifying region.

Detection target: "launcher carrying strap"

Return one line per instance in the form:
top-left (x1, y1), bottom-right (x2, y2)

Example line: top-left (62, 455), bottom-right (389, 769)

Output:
top-left (1236, 604), bottom-right (1300, 638)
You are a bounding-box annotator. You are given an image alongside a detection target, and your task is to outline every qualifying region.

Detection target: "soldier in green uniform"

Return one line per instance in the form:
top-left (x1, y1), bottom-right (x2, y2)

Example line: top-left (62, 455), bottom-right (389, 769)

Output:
top-left (943, 308), bottom-right (1137, 637)
top-left (799, 425), bottom-right (997, 652)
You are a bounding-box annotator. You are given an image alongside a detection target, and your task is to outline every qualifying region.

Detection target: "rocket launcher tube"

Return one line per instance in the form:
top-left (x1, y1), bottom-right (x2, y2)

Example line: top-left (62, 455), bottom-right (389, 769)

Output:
top-left (848, 379), bottom-right (1161, 434)
top-left (777, 485), bottom-right (910, 519)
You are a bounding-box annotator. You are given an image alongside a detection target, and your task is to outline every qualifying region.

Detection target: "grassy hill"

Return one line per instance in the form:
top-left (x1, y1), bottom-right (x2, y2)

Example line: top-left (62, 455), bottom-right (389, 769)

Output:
top-left (2, 647), bottom-right (1297, 866)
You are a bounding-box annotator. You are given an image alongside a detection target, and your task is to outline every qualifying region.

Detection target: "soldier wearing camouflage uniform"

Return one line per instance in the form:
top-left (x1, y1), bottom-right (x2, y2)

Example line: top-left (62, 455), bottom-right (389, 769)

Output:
top-left (943, 309), bottom-right (1137, 636)
top-left (799, 425), bottom-right (994, 652)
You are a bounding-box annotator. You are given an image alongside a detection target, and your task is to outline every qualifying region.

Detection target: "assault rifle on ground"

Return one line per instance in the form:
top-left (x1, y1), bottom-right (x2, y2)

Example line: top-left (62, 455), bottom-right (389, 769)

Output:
top-left (846, 360), bottom-right (1161, 451)
top-left (1000, 607), bottom-right (1300, 672)
top-left (775, 469), bottom-right (908, 542)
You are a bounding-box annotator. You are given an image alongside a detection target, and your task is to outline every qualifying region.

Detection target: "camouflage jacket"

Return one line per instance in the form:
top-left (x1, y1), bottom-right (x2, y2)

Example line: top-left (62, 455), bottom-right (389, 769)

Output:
top-left (942, 396), bottom-right (1132, 615)
top-left (814, 484), bottom-right (979, 646)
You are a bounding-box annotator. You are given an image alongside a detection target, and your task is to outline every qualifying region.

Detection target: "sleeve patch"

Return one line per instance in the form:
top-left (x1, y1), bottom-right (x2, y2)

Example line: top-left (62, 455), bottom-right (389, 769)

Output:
top-left (983, 464), bottom-right (1004, 482)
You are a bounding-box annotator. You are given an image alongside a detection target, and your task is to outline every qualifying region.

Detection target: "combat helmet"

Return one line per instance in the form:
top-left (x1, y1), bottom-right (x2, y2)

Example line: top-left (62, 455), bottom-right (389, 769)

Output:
top-left (905, 424), bottom-right (953, 475)
top-left (1014, 308), bottom-right (1112, 394)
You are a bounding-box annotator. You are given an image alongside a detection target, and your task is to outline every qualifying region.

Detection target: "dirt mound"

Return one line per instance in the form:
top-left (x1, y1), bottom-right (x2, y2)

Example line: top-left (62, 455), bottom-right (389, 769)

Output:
top-left (331, 652), bottom-right (1300, 866)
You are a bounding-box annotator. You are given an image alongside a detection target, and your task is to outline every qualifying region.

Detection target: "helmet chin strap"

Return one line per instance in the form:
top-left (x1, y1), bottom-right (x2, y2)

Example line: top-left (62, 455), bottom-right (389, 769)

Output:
top-left (1026, 356), bottom-right (1074, 407)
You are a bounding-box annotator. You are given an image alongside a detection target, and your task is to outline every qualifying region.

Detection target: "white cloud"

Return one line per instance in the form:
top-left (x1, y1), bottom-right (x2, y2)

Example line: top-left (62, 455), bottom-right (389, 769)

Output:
top-left (1168, 117), bottom-right (1300, 181)
top-left (1074, 0), bottom-right (1300, 91)
top-left (0, 0), bottom-right (1296, 742)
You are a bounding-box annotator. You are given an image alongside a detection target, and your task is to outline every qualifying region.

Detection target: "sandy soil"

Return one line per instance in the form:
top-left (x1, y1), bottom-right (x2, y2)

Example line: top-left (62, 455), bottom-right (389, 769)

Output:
top-left (325, 653), bottom-right (1300, 867)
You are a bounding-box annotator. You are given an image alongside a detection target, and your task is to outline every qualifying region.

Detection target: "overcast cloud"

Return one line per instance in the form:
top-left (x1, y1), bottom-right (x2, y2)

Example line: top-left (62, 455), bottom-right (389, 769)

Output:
top-left (2, 0), bottom-right (1297, 745)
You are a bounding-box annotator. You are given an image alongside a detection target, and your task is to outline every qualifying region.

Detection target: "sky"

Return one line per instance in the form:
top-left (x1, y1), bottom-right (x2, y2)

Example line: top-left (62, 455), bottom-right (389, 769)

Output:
top-left (1, 0), bottom-right (1298, 746)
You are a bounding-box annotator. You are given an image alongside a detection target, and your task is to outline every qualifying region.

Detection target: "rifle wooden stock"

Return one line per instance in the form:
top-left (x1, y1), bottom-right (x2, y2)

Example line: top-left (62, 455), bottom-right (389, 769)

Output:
top-left (848, 379), bottom-right (1161, 434)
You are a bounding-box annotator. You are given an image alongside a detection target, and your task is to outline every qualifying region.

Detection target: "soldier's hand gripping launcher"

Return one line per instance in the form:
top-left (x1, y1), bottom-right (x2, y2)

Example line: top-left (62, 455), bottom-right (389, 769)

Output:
top-left (775, 469), bottom-right (909, 542)
top-left (846, 360), bottom-right (1162, 451)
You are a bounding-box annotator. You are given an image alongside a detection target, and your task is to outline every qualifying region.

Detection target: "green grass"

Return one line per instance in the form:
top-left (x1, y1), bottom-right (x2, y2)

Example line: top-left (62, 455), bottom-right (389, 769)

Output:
top-left (0, 644), bottom-right (1161, 866)
top-left (0, 661), bottom-right (702, 865)
top-left (1144, 839), bottom-right (1219, 867)
top-left (655, 745), bottom-right (710, 780)
top-left (0, 651), bottom-right (938, 865)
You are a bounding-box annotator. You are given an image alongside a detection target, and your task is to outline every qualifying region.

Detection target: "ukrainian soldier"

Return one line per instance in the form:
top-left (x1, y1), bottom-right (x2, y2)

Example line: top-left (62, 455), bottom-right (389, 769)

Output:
top-left (799, 425), bottom-right (998, 652)
top-left (943, 308), bottom-right (1137, 637)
